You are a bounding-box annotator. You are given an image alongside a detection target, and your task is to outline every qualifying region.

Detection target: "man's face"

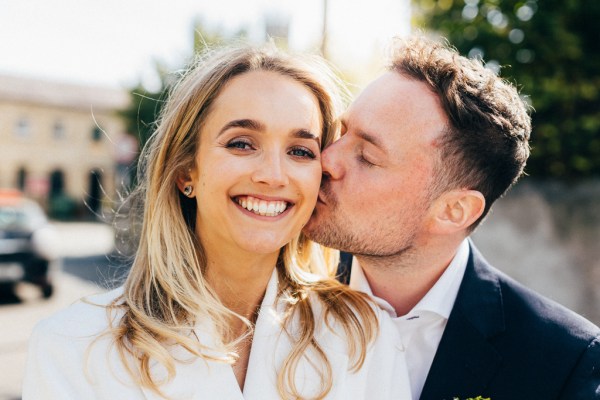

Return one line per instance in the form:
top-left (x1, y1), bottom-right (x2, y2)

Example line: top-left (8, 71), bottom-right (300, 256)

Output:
top-left (303, 72), bottom-right (449, 257)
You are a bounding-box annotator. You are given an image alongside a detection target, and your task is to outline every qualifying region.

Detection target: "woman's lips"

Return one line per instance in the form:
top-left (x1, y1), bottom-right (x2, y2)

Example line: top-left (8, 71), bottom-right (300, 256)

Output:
top-left (233, 195), bottom-right (292, 217)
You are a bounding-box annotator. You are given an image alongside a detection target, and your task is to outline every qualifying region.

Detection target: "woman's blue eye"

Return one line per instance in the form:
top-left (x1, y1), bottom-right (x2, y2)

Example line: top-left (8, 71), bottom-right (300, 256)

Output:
top-left (289, 147), bottom-right (316, 159)
top-left (226, 140), bottom-right (253, 150)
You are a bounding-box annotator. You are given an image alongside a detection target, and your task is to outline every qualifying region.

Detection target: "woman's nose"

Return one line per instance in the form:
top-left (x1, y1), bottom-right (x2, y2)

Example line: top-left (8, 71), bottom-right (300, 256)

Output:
top-left (251, 152), bottom-right (289, 186)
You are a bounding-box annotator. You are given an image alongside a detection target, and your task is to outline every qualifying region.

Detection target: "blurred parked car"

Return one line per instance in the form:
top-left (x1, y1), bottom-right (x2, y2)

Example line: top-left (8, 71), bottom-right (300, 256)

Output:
top-left (0, 190), bottom-right (58, 298)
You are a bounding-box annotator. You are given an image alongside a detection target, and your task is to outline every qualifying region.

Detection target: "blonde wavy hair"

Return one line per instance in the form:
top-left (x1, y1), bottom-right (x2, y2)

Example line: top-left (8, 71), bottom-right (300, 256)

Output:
top-left (109, 44), bottom-right (378, 399)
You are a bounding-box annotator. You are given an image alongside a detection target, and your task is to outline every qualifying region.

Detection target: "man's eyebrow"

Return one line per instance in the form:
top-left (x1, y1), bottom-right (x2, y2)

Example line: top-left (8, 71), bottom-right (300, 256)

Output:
top-left (293, 129), bottom-right (321, 146)
top-left (217, 119), bottom-right (265, 137)
top-left (357, 130), bottom-right (387, 153)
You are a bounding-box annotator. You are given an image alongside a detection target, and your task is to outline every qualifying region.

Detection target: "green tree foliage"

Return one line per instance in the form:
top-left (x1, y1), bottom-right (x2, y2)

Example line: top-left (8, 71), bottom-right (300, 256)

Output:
top-left (413, 0), bottom-right (600, 179)
top-left (119, 21), bottom-right (248, 152)
top-left (118, 75), bottom-right (168, 153)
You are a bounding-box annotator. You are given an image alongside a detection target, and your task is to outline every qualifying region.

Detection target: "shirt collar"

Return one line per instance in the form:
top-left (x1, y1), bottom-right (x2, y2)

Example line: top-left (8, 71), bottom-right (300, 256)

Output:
top-left (349, 239), bottom-right (470, 319)
top-left (349, 258), bottom-right (394, 313)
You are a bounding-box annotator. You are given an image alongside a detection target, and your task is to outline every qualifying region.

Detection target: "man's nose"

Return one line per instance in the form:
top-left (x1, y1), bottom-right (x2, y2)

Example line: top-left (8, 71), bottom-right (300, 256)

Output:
top-left (321, 139), bottom-right (345, 180)
top-left (251, 151), bottom-right (289, 186)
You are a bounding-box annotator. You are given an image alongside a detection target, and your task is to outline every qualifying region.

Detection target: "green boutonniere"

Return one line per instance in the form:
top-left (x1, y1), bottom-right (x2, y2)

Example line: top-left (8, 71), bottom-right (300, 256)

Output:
top-left (454, 397), bottom-right (491, 400)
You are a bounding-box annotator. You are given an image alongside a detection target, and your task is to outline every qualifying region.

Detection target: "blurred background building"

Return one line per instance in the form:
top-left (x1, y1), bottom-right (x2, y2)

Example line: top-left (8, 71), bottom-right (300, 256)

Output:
top-left (0, 75), bottom-right (132, 219)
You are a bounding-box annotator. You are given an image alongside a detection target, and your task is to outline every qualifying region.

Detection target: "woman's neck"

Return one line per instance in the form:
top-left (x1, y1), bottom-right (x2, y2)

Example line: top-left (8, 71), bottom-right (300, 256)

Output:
top-left (203, 245), bottom-right (278, 326)
top-left (202, 245), bottom-right (280, 391)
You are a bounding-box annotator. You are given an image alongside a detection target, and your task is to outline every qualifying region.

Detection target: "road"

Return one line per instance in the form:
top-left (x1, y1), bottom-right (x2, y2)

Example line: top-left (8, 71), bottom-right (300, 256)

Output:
top-left (0, 222), bottom-right (124, 400)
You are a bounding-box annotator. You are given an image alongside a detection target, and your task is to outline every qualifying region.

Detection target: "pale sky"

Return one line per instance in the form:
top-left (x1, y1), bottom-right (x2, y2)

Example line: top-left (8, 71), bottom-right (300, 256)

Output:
top-left (0, 0), bottom-right (411, 91)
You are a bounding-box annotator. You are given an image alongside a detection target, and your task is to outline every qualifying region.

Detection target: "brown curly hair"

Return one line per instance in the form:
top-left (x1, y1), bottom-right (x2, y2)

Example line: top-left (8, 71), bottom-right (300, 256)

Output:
top-left (389, 35), bottom-right (532, 229)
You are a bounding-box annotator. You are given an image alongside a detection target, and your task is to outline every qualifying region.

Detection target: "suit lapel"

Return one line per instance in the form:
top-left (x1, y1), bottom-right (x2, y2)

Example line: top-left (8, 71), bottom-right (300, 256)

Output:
top-left (420, 243), bottom-right (505, 400)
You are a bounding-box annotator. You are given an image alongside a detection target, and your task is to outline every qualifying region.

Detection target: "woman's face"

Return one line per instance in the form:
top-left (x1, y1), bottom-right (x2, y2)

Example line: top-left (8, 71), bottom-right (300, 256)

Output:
top-left (191, 70), bottom-right (323, 256)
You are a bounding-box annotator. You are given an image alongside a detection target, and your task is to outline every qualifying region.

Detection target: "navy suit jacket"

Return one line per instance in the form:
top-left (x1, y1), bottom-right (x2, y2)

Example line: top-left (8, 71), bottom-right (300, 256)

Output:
top-left (339, 244), bottom-right (600, 399)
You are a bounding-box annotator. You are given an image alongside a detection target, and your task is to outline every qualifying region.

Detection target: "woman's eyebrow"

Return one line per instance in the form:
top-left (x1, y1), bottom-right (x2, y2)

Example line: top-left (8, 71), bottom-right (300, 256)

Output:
top-left (217, 119), bottom-right (321, 145)
top-left (292, 129), bottom-right (321, 146)
top-left (217, 119), bottom-right (265, 137)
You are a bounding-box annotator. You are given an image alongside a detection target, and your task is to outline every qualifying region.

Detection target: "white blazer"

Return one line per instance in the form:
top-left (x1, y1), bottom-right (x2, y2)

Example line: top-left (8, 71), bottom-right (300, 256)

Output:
top-left (23, 271), bottom-right (411, 399)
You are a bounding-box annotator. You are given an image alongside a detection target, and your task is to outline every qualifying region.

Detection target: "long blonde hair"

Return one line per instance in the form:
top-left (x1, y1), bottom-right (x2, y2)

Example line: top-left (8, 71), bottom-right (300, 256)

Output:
top-left (111, 44), bottom-right (378, 399)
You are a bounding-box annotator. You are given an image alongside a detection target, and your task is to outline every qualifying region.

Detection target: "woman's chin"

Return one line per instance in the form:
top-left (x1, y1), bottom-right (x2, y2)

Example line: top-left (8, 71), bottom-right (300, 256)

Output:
top-left (234, 234), bottom-right (292, 256)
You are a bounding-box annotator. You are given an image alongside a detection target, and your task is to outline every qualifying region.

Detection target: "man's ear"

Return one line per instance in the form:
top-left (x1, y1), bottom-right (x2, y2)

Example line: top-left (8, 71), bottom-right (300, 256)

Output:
top-left (428, 189), bottom-right (485, 234)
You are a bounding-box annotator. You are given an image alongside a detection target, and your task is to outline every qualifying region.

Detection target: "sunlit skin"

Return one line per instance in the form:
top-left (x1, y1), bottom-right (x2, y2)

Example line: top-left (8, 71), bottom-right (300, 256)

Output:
top-left (183, 70), bottom-right (323, 388)
top-left (304, 72), bottom-right (479, 316)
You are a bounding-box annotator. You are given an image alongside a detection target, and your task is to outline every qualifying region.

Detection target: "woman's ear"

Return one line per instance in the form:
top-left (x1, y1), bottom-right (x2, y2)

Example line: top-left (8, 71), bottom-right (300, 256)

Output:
top-left (428, 189), bottom-right (485, 234)
top-left (176, 167), bottom-right (196, 198)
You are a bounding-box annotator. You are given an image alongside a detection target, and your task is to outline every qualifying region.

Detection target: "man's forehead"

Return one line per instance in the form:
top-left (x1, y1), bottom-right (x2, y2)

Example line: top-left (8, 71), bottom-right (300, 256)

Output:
top-left (345, 73), bottom-right (417, 125)
top-left (342, 73), bottom-right (448, 152)
top-left (340, 107), bottom-right (388, 151)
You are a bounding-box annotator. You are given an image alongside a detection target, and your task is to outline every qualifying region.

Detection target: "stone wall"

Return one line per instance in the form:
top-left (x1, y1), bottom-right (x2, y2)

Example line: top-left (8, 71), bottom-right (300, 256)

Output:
top-left (471, 179), bottom-right (600, 325)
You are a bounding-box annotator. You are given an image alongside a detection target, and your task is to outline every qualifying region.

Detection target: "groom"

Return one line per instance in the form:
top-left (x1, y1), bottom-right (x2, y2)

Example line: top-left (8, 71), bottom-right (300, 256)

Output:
top-left (304, 36), bottom-right (600, 399)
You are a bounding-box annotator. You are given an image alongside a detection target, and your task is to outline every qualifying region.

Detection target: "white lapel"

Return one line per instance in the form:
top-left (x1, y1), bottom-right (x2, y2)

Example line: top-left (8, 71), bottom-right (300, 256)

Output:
top-left (140, 307), bottom-right (245, 400)
top-left (140, 271), bottom-right (282, 400)
top-left (140, 329), bottom-right (245, 400)
top-left (240, 269), bottom-right (283, 400)
top-left (242, 271), bottom-right (351, 399)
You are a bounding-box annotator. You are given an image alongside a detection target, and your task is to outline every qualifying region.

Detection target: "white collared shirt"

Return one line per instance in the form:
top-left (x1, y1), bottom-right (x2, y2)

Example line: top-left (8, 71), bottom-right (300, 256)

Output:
top-left (349, 239), bottom-right (470, 400)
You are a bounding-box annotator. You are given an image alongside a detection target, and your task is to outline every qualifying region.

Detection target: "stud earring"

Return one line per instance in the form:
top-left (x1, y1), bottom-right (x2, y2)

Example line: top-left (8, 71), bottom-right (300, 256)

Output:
top-left (183, 185), bottom-right (193, 197)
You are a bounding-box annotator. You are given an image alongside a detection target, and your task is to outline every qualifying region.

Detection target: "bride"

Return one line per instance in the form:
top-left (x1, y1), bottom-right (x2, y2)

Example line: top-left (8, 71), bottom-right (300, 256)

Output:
top-left (23, 44), bottom-right (410, 399)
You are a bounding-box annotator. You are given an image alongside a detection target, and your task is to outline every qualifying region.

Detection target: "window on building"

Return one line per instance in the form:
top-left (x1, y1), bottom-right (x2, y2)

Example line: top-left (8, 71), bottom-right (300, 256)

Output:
top-left (53, 121), bottom-right (66, 140)
top-left (91, 126), bottom-right (102, 142)
top-left (16, 167), bottom-right (27, 191)
top-left (15, 118), bottom-right (30, 138)
top-left (49, 169), bottom-right (65, 197)
top-left (87, 169), bottom-right (103, 215)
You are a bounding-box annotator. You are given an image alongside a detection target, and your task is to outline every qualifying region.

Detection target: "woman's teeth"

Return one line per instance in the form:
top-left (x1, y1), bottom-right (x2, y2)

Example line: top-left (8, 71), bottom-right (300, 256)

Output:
top-left (236, 196), bottom-right (289, 217)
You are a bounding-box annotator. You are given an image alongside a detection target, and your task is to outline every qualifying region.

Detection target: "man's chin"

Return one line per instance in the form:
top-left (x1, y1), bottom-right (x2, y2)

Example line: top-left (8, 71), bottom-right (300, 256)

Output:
top-left (303, 211), bottom-right (330, 242)
top-left (302, 215), bottom-right (320, 241)
top-left (303, 218), bottom-right (341, 250)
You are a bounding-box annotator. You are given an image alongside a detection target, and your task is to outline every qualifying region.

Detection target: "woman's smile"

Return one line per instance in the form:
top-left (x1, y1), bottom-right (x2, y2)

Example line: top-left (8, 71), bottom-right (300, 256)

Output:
top-left (233, 195), bottom-right (293, 218)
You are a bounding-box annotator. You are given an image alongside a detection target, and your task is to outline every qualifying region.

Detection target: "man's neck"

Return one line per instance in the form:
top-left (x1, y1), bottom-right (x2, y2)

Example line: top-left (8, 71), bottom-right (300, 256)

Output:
top-left (356, 241), bottom-right (461, 316)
